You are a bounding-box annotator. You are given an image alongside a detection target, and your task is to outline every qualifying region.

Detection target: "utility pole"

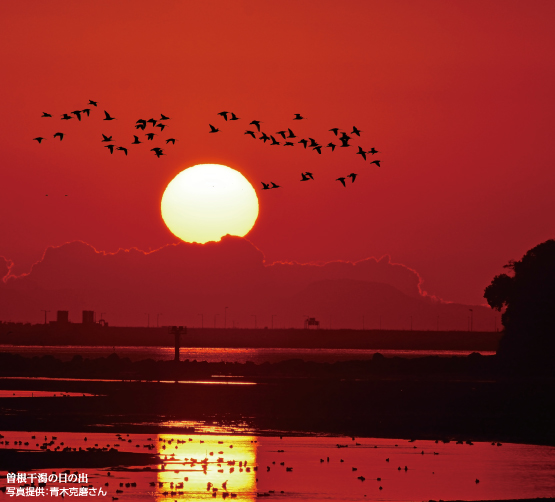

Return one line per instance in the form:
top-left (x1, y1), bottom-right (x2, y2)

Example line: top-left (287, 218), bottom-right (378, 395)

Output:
top-left (224, 307), bottom-right (228, 329)
top-left (156, 313), bottom-right (162, 328)
top-left (198, 314), bottom-right (203, 329)
top-left (271, 315), bottom-right (277, 329)
top-left (41, 310), bottom-right (50, 325)
top-left (251, 315), bottom-right (257, 329)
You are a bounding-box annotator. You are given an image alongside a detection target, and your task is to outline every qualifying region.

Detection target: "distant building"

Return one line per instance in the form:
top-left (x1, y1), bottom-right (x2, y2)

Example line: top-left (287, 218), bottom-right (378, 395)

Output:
top-left (304, 317), bottom-right (320, 329)
top-left (56, 311), bottom-right (69, 324)
top-left (82, 310), bottom-right (95, 324)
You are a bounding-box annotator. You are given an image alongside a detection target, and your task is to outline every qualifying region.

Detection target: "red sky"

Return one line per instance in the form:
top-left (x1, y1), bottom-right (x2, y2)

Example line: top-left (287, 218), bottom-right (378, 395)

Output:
top-left (1, 0), bottom-right (555, 309)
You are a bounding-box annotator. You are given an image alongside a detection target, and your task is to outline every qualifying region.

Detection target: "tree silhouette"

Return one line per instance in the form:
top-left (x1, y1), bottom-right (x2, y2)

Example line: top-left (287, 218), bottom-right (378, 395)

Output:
top-left (484, 239), bottom-right (555, 369)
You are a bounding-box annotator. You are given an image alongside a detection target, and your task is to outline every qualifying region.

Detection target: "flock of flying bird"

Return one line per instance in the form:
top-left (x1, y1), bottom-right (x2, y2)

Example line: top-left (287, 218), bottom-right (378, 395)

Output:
top-left (33, 100), bottom-right (176, 159)
top-left (33, 102), bottom-right (382, 190)
top-left (209, 111), bottom-right (382, 189)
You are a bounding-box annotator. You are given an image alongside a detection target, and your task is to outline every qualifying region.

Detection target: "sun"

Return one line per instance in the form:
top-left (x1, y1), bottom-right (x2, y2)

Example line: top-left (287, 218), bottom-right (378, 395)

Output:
top-left (161, 164), bottom-right (259, 244)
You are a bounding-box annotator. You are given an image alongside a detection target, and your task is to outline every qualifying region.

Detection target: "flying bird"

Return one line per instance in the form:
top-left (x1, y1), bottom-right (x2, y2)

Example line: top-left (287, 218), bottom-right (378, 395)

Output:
top-left (61, 113), bottom-right (72, 120)
top-left (293, 113), bottom-right (305, 120)
top-left (327, 142), bottom-right (336, 151)
top-left (299, 139), bottom-right (308, 149)
top-left (33, 137), bottom-right (45, 143)
top-left (336, 177), bottom-right (346, 187)
top-left (165, 138), bottom-right (177, 144)
top-left (313, 145), bottom-right (322, 154)
top-left (101, 134), bottom-right (113, 142)
top-left (287, 128), bottom-right (296, 138)
top-left (370, 160), bottom-right (381, 167)
top-left (245, 130), bottom-right (256, 138)
top-left (155, 123), bottom-right (167, 131)
top-left (271, 182), bottom-right (281, 188)
top-left (116, 146), bottom-right (128, 156)
top-left (209, 124), bottom-right (219, 133)
top-left (105, 144), bottom-right (115, 154)
top-left (352, 126), bottom-right (362, 136)
top-left (348, 173), bottom-right (357, 183)
top-left (300, 172), bottom-right (311, 181)
top-left (136, 119), bottom-right (147, 126)
top-left (270, 135), bottom-right (280, 145)
top-left (218, 111), bottom-right (229, 121)
top-left (131, 136), bottom-right (141, 144)
top-left (145, 133), bottom-right (156, 140)
top-left (308, 138), bottom-right (319, 147)
top-left (147, 118), bottom-right (157, 126)
top-left (276, 131), bottom-right (287, 139)
top-left (250, 120), bottom-right (261, 131)
top-left (88, 100), bottom-right (98, 106)
top-left (135, 123), bottom-right (146, 130)
top-left (41, 112), bottom-right (52, 118)
top-left (71, 110), bottom-right (82, 121)
top-left (230, 112), bottom-right (240, 120)
top-left (151, 147), bottom-right (164, 157)
top-left (82, 108), bottom-right (90, 117)
top-left (329, 128), bottom-right (339, 136)
top-left (356, 146), bottom-right (367, 161)
top-left (261, 182), bottom-right (270, 190)
top-left (305, 172), bottom-right (314, 180)
top-left (339, 136), bottom-right (351, 147)
top-left (368, 147), bottom-right (379, 155)
top-left (53, 132), bottom-right (64, 140)
top-left (160, 114), bottom-right (170, 120)
top-left (260, 132), bottom-right (270, 143)
top-left (103, 111), bottom-right (116, 121)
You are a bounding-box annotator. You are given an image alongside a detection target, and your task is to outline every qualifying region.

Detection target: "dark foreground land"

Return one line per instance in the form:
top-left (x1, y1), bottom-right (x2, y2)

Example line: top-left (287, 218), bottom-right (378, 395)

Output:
top-left (0, 352), bottom-right (554, 446)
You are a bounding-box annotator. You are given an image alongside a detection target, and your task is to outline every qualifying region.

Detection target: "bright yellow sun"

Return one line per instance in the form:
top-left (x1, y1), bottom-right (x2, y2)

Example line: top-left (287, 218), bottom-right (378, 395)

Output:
top-left (161, 163), bottom-right (259, 244)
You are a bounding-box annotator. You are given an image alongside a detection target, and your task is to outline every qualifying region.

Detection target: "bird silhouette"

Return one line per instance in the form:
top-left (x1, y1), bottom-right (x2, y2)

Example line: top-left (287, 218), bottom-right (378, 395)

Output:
top-left (61, 114), bottom-right (72, 120)
top-left (287, 128), bottom-right (296, 138)
top-left (116, 146), bottom-right (128, 156)
top-left (329, 128), bottom-right (339, 136)
top-left (261, 182), bottom-right (270, 190)
top-left (348, 173), bottom-right (357, 183)
top-left (71, 110), bottom-right (82, 121)
top-left (259, 132), bottom-right (270, 143)
top-left (33, 137), bottom-right (45, 143)
top-left (88, 100), bottom-right (98, 106)
top-left (299, 139), bottom-right (308, 149)
top-left (160, 114), bottom-right (170, 120)
top-left (245, 130), bottom-right (256, 138)
top-left (165, 138), bottom-right (176, 144)
top-left (147, 118), bottom-right (157, 126)
top-left (305, 172), bottom-right (314, 180)
top-left (82, 108), bottom-right (90, 117)
top-left (155, 123), bottom-right (167, 131)
top-left (105, 144), bottom-right (115, 154)
top-left (53, 132), bottom-right (64, 141)
top-left (300, 172), bottom-right (311, 181)
top-left (352, 126), bottom-right (362, 136)
top-left (368, 147), bottom-right (378, 155)
top-left (339, 136), bottom-right (351, 147)
top-left (271, 182), bottom-right (280, 188)
top-left (101, 134), bottom-right (113, 142)
top-left (145, 133), bottom-right (156, 140)
top-left (131, 136), bottom-right (141, 144)
top-left (250, 120), bottom-right (261, 131)
top-left (308, 138), bottom-right (319, 147)
top-left (293, 113), bottom-right (305, 120)
top-left (313, 145), bottom-right (322, 154)
top-left (209, 124), bottom-right (219, 133)
top-left (218, 111), bottom-right (229, 121)
top-left (356, 146), bottom-right (367, 161)
top-left (41, 112), bottom-right (52, 118)
top-left (270, 135), bottom-right (280, 145)
top-left (369, 160), bottom-right (381, 167)
top-left (230, 112), bottom-right (240, 120)
top-left (327, 142), bottom-right (336, 151)
top-left (284, 142), bottom-right (294, 146)
top-left (276, 131), bottom-right (287, 139)
top-left (151, 147), bottom-right (164, 158)
top-left (136, 119), bottom-right (147, 126)
top-left (135, 123), bottom-right (146, 130)
top-left (337, 177), bottom-right (346, 187)
top-left (103, 111), bottom-right (116, 121)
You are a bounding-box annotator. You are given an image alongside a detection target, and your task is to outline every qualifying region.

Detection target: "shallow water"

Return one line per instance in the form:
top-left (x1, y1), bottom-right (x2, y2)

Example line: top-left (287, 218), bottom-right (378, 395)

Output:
top-left (0, 345), bottom-right (495, 363)
top-left (1, 430), bottom-right (554, 501)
